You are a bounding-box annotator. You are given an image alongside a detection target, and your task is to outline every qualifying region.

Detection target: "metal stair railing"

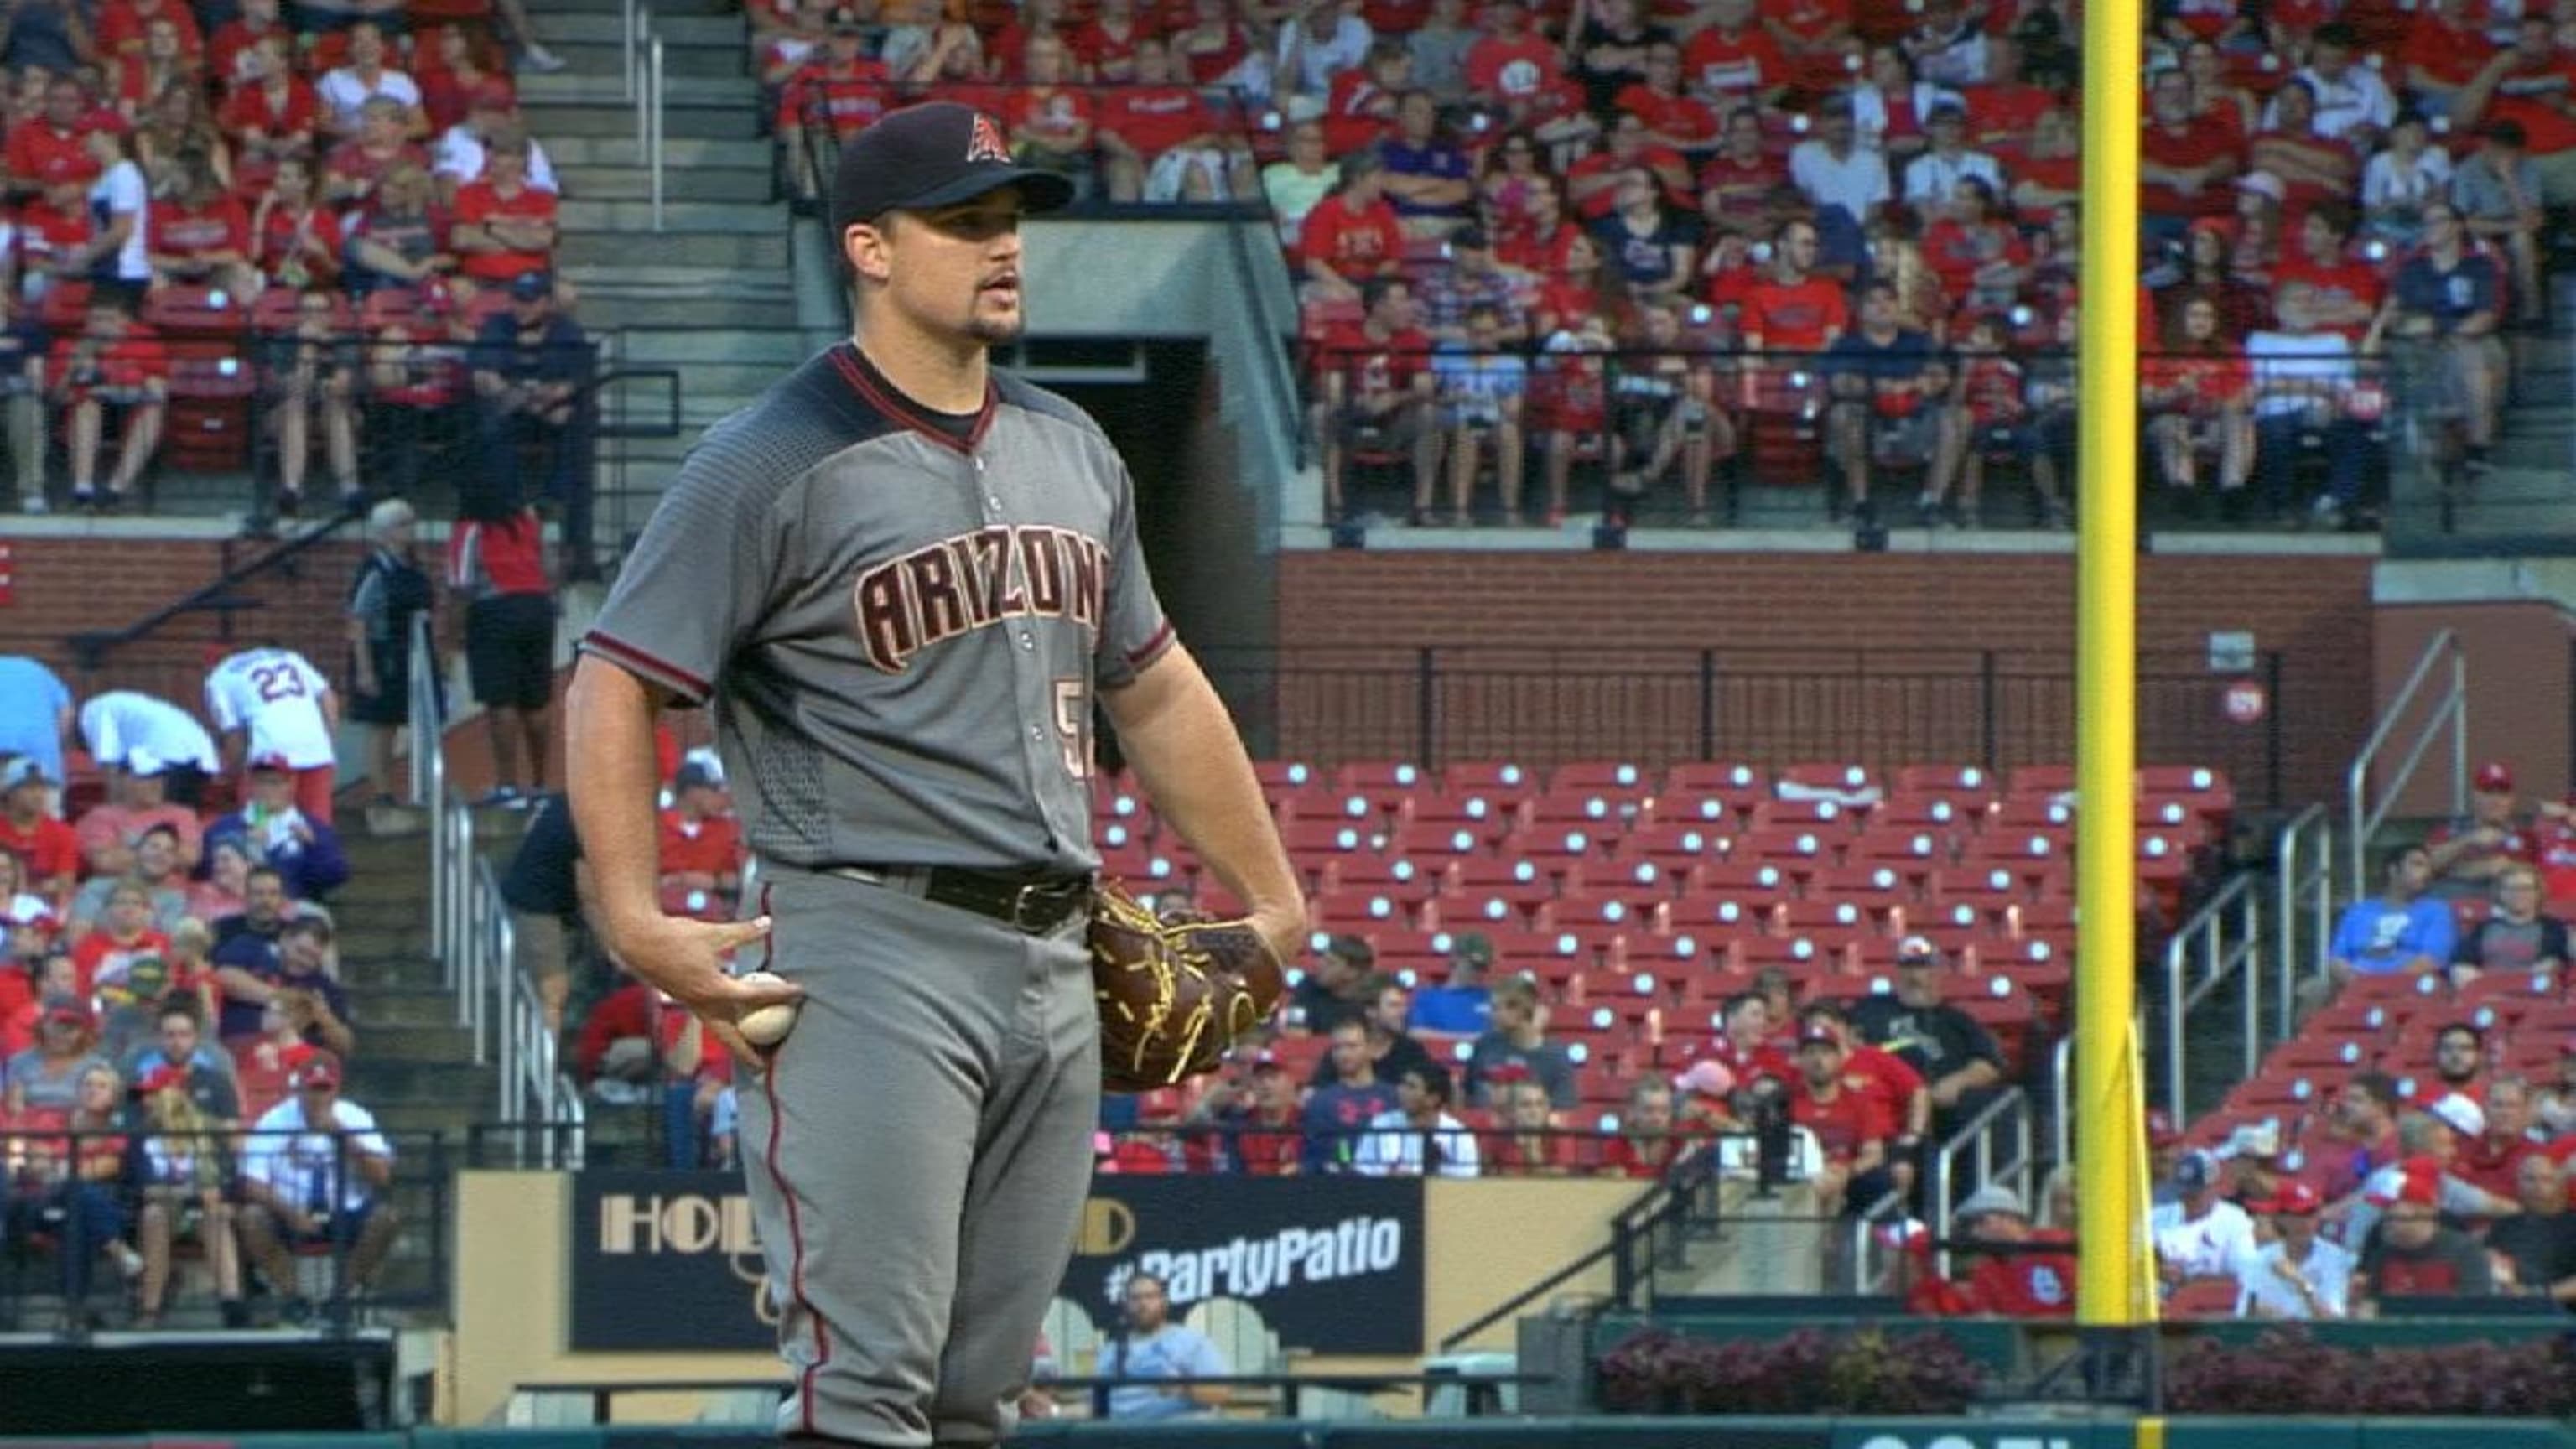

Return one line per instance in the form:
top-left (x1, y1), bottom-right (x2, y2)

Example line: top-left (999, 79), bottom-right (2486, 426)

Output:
top-left (625, 0), bottom-right (667, 230)
top-left (2345, 629), bottom-right (2466, 901)
top-left (413, 616), bottom-right (585, 1167)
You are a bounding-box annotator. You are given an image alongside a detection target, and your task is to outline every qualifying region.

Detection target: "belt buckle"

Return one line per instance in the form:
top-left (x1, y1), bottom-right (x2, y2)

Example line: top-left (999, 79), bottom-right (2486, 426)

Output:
top-left (1007, 881), bottom-right (1058, 934)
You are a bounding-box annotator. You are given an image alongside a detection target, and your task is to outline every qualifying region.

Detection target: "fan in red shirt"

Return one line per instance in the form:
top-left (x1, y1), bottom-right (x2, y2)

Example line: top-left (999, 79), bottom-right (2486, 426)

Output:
top-left (1297, 154), bottom-right (1406, 298)
top-left (210, 0), bottom-right (291, 87)
top-left (49, 296), bottom-right (173, 512)
top-left (252, 156), bottom-right (345, 289)
top-left (1067, 0), bottom-right (1158, 81)
top-left (1615, 42), bottom-right (1721, 153)
top-left (777, 21), bottom-right (888, 205)
top-left (1767, 0), bottom-right (1857, 92)
top-left (147, 154), bottom-right (256, 297)
top-left (1789, 1023), bottom-right (1896, 1214)
top-left (323, 96), bottom-right (433, 210)
top-left (97, 0), bottom-right (204, 64)
top-left (1311, 276), bottom-right (1435, 517)
top-left (1566, 111), bottom-right (1692, 220)
top-left (1010, 36), bottom-right (1098, 184)
top-left (1484, 1072), bottom-right (1587, 1174)
top-left (1215, 1057), bottom-right (1306, 1175)
top-left (1950, 1184), bottom-right (2078, 1317)
top-left (1463, 1), bottom-right (1562, 107)
top-left (1706, 990), bottom-right (1798, 1094)
top-left (657, 760), bottom-right (743, 898)
top-left (2, 761), bottom-right (82, 913)
top-left (220, 36), bottom-right (322, 194)
top-left (114, 18), bottom-right (200, 121)
top-left (1879, 1219), bottom-right (1984, 1313)
top-left (1599, 1078), bottom-right (1703, 1179)
top-left (451, 135), bottom-right (558, 283)
top-left (1696, 108), bottom-right (1786, 236)
top-left (1681, 0), bottom-right (1789, 108)
top-left (2141, 66), bottom-right (2242, 221)
top-left (1799, 1002), bottom-right (1929, 1145)
top-left (2481, 18), bottom-right (2576, 159)
top-left (8, 78), bottom-right (102, 195)
top-left (2271, 202), bottom-right (2383, 343)
top-left (1098, 36), bottom-right (1248, 203)
top-left (70, 882), bottom-right (170, 999)
top-left (1320, 40), bottom-right (1410, 156)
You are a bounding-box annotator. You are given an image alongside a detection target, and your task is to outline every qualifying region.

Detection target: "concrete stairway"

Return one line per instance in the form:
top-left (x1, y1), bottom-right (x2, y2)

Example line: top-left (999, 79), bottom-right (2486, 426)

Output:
top-left (529, 0), bottom-right (811, 558)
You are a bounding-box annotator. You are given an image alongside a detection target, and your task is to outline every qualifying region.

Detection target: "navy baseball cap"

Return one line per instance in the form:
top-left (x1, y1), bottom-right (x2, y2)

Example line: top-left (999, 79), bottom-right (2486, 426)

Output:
top-left (829, 102), bottom-right (1076, 236)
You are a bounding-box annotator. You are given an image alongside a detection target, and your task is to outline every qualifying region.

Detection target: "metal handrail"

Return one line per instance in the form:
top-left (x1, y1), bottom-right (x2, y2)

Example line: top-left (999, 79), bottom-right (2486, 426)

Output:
top-left (418, 621), bottom-right (584, 1167)
top-left (2049, 1036), bottom-right (2070, 1171)
top-left (2160, 872), bottom-right (2263, 1124)
top-left (1924, 1087), bottom-right (2031, 1276)
top-left (627, 1), bottom-right (667, 231)
top-left (2275, 802), bottom-right (2334, 1031)
top-left (2345, 629), bottom-right (2467, 901)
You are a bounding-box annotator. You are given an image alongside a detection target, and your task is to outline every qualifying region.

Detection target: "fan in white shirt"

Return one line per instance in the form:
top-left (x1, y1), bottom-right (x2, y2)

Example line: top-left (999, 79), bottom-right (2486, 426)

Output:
top-left (2150, 1149), bottom-right (2261, 1282)
top-left (314, 23), bottom-right (426, 138)
top-left (1352, 1062), bottom-right (1481, 1179)
top-left (78, 689), bottom-right (222, 776)
top-left (2232, 1180), bottom-right (2355, 1319)
top-left (205, 645), bottom-right (338, 771)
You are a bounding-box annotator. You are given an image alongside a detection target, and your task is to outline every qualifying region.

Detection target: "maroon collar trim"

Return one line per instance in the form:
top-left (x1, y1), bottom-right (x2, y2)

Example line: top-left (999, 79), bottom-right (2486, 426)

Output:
top-left (830, 342), bottom-right (995, 455)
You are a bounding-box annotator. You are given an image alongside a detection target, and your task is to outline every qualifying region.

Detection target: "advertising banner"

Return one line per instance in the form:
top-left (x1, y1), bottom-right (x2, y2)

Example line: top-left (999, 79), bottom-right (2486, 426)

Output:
top-left (567, 1171), bottom-right (1426, 1355)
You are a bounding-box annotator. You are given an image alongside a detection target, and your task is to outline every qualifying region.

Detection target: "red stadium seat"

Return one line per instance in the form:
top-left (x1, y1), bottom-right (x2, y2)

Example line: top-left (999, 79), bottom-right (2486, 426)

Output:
top-left (1611, 821), bottom-right (1730, 870)
top-left (1890, 763), bottom-right (2001, 803)
top-left (1441, 760), bottom-right (1542, 807)
top-left (1552, 760), bottom-right (1661, 797)
top-left (1398, 793), bottom-right (1514, 848)
top-left (1663, 761), bottom-right (1771, 815)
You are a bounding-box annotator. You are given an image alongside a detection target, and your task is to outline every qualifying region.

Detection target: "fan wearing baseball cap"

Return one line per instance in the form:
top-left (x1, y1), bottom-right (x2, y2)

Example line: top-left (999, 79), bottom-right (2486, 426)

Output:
top-left (2231, 1179), bottom-right (2353, 1320)
top-left (236, 1049), bottom-right (402, 1324)
top-left (0, 756), bottom-right (81, 914)
top-left (2148, 1148), bottom-right (2258, 1285)
top-left (2423, 760), bottom-right (2538, 897)
top-left (1844, 936), bottom-right (2007, 1139)
top-left (2356, 1163), bottom-right (2496, 1307)
top-left (1789, 1022), bottom-right (1898, 1216)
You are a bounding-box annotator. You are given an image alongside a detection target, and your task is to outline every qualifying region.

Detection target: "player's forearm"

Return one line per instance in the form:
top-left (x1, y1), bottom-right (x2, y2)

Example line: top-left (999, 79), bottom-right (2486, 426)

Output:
top-left (564, 656), bottom-right (669, 941)
top-left (1104, 646), bottom-right (1302, 922)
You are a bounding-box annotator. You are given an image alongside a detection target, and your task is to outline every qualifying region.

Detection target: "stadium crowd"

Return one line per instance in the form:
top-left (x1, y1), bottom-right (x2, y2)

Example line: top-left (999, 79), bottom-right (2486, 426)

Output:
top-left (0, 0), bottom-right (593, 545)
top-left (765, 0), bottom-right (2566, 527)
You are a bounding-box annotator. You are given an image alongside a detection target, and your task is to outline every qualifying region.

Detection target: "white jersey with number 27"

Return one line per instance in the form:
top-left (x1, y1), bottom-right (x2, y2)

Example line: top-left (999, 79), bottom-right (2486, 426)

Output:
top-left (204, 647), bottom-right (336, 770)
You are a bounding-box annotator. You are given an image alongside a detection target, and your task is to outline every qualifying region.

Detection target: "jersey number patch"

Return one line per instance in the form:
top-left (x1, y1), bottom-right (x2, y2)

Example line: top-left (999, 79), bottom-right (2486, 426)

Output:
top-left (251, 665), bottom-right (309, 704)
top-left (1053, 678), bottom-right (1091, 782)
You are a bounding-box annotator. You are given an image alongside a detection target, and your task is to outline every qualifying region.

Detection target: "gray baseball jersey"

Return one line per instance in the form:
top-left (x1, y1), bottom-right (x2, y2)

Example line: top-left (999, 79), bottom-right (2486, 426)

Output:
top-left (580, 341), bottom-right (1175, 871)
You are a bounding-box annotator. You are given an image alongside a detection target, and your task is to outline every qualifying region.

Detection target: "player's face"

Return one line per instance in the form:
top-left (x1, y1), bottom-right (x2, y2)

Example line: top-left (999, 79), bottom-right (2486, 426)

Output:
top-left (877, 190), bottom-right (1030, 347)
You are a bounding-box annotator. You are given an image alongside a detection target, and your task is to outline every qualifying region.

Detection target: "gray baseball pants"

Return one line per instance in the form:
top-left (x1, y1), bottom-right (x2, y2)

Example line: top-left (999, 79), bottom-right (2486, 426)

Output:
top-left (737, 860), bottom-right (1100, 1447)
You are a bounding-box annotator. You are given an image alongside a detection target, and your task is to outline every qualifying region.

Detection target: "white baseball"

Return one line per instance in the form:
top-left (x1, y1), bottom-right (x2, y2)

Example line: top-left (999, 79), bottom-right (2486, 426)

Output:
top-left (733, 971), bottom-right (800, 1046)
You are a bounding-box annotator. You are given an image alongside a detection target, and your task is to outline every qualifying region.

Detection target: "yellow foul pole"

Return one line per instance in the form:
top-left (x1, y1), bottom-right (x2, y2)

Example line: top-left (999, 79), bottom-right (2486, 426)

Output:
top-left (2075, 0), bottom-right (2156, 1330)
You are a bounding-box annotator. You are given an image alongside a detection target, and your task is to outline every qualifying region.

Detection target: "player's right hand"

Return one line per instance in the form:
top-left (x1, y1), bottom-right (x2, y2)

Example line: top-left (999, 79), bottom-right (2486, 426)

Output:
top-left (601, 911), bottom-right (798, 1066)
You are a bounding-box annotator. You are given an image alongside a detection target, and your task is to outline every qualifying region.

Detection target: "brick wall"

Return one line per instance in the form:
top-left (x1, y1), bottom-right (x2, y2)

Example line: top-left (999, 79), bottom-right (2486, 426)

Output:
top-left (1262, 552), bottom-right (2379, 807)
top-left (0, 537), bottom-right (378, 707)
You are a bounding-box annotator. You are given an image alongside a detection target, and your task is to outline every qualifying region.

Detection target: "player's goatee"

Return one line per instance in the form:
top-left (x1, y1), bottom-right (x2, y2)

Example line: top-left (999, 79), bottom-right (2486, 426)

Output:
top-left (969, 313), bottom-right (1024, 345)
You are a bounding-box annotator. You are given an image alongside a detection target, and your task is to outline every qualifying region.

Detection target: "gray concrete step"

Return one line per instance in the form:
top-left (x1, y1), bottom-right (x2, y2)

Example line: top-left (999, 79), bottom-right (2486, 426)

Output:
top-left (336, 950), bottom-right (447, 989)
top-left (521, 72), bottom-right (760, 107)
top-left (615, 327), bottom-right (810, 366)
top-left (547, 134), bottom-right (772, 169)
top-left (524, 101), bottom-right (761, 141)
top-left (355, 986), bottom-right (465, 1031)
top-left (558, 197), bottom-right (785, 233)
top-left (548, 11), bottom-right (746, 46)
top-left (578, 291), bottom-right (798, 329)
top-left (558, 162), bottom-right (775, 203)
top-left (557, 228), bottom-right (787, 268)
top-left (351, 1023), bottom-right (478, 1066)
top-left (370, 1101), bottom-right (493, 1139)
top-left (553, 39), bottom-right (748, 78)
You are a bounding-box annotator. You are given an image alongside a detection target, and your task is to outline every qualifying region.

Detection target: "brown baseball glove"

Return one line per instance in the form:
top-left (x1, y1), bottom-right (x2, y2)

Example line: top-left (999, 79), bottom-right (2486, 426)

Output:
top-left (1088, 879), bottom-right (1285, 1093)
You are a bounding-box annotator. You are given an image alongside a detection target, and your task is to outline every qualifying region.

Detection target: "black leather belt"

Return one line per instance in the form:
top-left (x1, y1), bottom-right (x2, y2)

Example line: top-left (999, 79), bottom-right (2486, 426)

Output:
top-left (823, 863), bottom-right (1093, 935)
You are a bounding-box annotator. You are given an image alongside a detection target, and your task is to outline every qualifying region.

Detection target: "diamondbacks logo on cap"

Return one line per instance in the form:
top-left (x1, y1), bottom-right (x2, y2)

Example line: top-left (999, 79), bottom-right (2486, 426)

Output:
top-left (965, 113), bottom-right (1010, 164)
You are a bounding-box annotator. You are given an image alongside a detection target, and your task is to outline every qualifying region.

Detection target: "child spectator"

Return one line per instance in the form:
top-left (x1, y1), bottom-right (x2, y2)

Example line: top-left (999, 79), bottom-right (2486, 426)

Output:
top-left (129, 1059), bottom-right (247, 1327)
top-left (69, 881), bottom-right (169, 999)
top-left (205, 756), bottom-right (351, 903)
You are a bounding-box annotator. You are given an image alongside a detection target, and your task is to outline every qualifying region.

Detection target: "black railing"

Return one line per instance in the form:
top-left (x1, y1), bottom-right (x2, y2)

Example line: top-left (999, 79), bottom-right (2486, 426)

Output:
top-left (1192, 645), bottom-right (2304, 809)
top-left (62, 510), bottom-right (359, 683)
top-left (0, 1125), bottom-right (449, 1338)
